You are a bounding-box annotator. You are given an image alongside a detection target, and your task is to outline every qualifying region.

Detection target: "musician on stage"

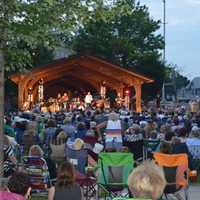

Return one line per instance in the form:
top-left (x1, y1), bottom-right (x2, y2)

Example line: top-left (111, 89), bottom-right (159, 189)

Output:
top-left (57, 93), bottom-right (62, 110)
top-left (116, 93), bottom-right (123, 108)
top-left (61, 92), bottom-right (69, 110)
top-left (84, 91), bottom-right (93, 107)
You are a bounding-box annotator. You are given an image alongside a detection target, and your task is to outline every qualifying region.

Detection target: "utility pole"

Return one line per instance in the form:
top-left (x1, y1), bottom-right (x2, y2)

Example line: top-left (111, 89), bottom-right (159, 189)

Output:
top-left (163, 0), bottom-right (166, 62)
top-left (162, 0), bottom-right (166, 102)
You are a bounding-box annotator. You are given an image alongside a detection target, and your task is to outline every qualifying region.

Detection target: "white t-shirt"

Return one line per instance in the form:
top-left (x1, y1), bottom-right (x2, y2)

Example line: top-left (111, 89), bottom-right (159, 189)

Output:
top-left (106, 120), bottom-right (121, 130)
top-left (85, 94), bottom-right (93, 104)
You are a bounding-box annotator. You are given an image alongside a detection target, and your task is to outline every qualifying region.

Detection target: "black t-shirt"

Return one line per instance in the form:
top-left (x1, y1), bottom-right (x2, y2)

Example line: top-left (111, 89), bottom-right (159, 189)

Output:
top-left (54, 184), bottom-right (82, 200)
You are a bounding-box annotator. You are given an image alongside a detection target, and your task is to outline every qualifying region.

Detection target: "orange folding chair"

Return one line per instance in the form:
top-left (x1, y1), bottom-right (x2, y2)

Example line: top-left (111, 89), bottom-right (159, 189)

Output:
top-left (153, 152), bottom-right (189, 200)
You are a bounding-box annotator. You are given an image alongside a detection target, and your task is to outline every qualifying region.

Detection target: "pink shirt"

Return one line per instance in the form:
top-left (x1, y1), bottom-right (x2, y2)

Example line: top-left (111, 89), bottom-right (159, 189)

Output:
top-left (0, 191), bottom-right (25, 200)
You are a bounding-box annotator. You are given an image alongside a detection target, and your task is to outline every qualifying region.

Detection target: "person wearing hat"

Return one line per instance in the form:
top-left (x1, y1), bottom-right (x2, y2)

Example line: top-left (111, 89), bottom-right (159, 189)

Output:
top-left (66, 138), bottom-right (87, 174)
top-left (73, 138), bottom-right (85, 151)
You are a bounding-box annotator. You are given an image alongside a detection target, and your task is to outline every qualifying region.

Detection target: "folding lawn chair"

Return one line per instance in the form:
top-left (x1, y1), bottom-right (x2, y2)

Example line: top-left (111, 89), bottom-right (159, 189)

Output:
top-left (50, 138), bottom-right (66, 163)
top-left (123, 140), bottom-right (144, 164)
top-left (153, 152), bottom-right (190, 200)
top-left (97, 152), bottom-right (134, 199)
top-left (83, 135), bottom-right (98, 145)
top-left (105, 129), bottom-right (123, 151)
top-left (22, 156), bottom-right (51, 196)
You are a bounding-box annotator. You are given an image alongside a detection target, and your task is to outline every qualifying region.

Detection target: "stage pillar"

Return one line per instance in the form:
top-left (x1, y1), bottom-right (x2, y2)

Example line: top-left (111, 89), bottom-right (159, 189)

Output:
top-left (18, 82), bottom-right (24, 110)
top-left (134, 83), bottom-right (142, 113)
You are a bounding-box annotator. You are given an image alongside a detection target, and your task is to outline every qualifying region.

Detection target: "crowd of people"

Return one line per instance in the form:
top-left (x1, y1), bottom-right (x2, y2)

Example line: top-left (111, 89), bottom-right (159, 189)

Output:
top-left (1, 103), bottom-right (200, 200)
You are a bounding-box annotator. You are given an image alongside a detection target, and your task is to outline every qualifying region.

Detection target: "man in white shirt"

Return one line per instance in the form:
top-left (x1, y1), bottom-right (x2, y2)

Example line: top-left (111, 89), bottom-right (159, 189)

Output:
top-left (84, 92), bottom-right (93, 107)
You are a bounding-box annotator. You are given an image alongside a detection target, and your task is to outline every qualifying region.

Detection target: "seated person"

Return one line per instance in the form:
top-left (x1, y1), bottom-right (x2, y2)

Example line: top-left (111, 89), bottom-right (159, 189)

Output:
top-left (0, 172), bottom-right (31, 200)
top-left (75, 122), bottom-right (87, 139)
top-left (3, 135), bottom-right (17, 177)
top-left (66, 138), bottom-right (87, 174)
top-left (48, 161), bottom-right (82, 200)
top-left (87, 142), bottom-right (104, 170)
top-left (172, 136), bottom-right (194, 170)
top-left (28, 145), bottom-right (56, 180)
top-left (105, 112), bottom-right (123, 151)
top-left (160, 141), bottom-right (172, 154)
top-left (123, 124), bottom-right (143, 142)
top-left (128, 160), bottom-right (166, 200)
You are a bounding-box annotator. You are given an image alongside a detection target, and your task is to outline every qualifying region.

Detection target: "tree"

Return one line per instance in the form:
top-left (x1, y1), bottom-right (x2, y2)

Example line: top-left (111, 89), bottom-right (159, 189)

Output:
top-left (0, 0), bottom-right (91, 178)
top-left (165, 64), bottom-right (189, 90)
top-left (163, 64), bottom-right (189, 101)
top-left (71, 0), bottom-right (165, 98)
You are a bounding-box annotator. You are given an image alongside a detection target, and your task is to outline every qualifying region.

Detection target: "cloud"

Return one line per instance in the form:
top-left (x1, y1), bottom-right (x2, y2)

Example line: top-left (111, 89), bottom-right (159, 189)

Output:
top-left (142, 0), bottom-right (200, 27)
top-left (185, 0), bottom-right (200, 5)
top-left (140, 0), bottom-right (200, 79)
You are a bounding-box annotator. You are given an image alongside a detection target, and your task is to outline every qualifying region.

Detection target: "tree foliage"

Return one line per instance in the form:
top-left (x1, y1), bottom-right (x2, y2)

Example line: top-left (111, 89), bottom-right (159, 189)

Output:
top-left (1, 0), bottom-right (91, 74)
top-left (0, 0), bottom-right (93, 177)
top-left (71, 0), bottom-right (165, 98)
top-left (165, 64), bottom-right (190, 90)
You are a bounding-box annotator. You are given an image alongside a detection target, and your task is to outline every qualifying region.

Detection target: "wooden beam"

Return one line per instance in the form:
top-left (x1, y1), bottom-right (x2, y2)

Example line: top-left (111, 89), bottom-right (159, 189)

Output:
top-left (134, 83), bottom-right (142, 113)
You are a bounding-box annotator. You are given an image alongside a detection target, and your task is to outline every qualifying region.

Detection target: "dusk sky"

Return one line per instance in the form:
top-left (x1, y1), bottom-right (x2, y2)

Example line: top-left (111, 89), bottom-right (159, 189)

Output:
top-left (140, 0), bottom-right (200, 80)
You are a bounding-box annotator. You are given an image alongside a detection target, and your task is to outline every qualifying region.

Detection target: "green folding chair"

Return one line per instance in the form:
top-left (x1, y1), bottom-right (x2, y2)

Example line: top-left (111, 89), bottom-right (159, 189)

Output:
top-left (97, 152), bottom-right (134, 199)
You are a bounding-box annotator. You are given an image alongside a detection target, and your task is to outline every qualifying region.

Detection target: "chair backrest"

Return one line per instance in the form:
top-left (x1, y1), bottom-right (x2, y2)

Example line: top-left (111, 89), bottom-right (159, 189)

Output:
top-left (50, 143), bottom-right (66, 162)
top-left (66, 147), bottom-right (88, 174)
top-left (22, 156), bottom-right (50, 191)
top-left (124, 140), bottom-right (143, 161)
top-left (143, 139), bottom-right (160, 152)
top-left (83, 135), bottom-right (98, 146)
top-left (143, 139), bottom-right (160, 159)
top-left (153, 152), bottom-right (189, 188)
top-left (49, 138), bottom-right (66, 145)
top-left (97, 152), bottom-right (134, 186)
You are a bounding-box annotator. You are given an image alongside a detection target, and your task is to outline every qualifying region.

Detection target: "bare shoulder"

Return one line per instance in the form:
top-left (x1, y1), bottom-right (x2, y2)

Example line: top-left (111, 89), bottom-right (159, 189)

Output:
top-left (48, 186), bottom-right (55, 200)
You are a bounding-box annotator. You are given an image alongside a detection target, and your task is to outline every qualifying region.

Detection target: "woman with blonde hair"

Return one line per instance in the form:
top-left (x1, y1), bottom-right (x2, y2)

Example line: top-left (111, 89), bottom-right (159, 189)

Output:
top-left (28, 144), bottom-right (56, 179)
top-left (128, 160), bottom-right (166, 200)
top-left (48, 161), bottom-right (82, 200)
top-left (28, 145), bottom-right (44, 157)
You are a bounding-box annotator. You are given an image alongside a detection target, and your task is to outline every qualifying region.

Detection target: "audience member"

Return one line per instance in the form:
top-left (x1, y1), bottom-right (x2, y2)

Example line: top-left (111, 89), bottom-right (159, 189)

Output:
top-left (128, 160), bottom-right (166, 200)
top-left (48, 161), bottom-right (82, 200)
top-left (0, 172), bottom-right (31, 200)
